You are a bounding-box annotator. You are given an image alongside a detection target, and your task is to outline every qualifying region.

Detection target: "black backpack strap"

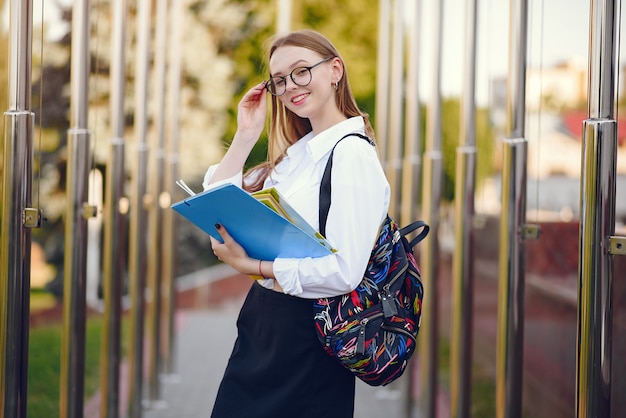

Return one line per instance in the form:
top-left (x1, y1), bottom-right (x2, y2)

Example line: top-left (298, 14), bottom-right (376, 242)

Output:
top-left (318, 133), bottom-right (374, 237)
top-left (400, 220), bottom-right (430, 249)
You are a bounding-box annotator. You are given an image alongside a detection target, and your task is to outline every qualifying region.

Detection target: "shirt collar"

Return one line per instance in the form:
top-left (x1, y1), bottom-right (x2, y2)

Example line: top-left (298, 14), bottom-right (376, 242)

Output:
top-left (305, 117), bottom-right (366, 162)
top-left (285, 130), bottom-right (314, 160)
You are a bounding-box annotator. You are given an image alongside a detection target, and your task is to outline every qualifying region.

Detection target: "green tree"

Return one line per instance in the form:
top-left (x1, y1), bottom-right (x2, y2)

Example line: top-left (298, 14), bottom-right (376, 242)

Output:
top-left (438, 98), bottom-right (496, 203)
top-left (296, 0), bottom-right (379, 106)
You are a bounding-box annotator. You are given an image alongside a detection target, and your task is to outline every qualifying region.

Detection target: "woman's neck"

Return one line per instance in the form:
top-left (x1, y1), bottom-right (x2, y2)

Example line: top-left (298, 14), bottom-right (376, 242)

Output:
top-left (309, 110), bottom-right (348, 136)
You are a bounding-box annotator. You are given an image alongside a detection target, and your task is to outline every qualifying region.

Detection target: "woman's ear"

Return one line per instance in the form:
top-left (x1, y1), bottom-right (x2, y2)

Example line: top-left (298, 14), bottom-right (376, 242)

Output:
top-left (331, 57), bottom-right (344, 82)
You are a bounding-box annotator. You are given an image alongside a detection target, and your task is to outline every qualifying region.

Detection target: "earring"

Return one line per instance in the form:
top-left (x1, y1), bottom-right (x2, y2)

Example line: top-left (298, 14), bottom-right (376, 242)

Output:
top-left (334, 79), bottom-right (340, 90)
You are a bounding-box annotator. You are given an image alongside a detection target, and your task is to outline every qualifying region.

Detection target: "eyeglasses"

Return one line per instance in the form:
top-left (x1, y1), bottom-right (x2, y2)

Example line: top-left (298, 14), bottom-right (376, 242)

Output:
top-left (265, 57), bottom-right (333, 96)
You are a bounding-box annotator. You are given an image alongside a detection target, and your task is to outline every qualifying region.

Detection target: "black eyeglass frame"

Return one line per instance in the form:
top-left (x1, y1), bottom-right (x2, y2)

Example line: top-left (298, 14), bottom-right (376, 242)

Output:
top-left (265, 57), bottom-right (334, 96)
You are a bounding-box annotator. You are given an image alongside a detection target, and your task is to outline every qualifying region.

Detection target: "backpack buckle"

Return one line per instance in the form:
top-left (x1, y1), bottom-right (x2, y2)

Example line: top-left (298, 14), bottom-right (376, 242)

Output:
top-left (392, 230), bottom-right (401, 245)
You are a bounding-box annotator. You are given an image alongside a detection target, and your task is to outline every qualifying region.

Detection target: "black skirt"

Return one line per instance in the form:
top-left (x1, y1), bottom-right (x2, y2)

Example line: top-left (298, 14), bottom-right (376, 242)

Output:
top-left (211, 282), bottom-right (355, 418)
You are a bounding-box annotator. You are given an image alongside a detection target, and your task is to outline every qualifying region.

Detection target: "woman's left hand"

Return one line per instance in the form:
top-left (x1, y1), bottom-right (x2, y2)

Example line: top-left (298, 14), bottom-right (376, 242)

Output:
top-left (210, 224), bottom-right (255, 275)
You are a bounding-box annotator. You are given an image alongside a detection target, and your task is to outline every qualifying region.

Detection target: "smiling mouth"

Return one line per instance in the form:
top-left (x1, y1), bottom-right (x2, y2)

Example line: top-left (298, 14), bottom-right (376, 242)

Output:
top-left (291, 93), bottom-right (309, 104)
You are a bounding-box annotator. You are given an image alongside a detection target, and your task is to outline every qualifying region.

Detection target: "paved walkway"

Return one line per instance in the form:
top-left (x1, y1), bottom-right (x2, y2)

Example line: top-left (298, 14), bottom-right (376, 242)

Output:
top-left (134, 266), bottom-right (450, 418)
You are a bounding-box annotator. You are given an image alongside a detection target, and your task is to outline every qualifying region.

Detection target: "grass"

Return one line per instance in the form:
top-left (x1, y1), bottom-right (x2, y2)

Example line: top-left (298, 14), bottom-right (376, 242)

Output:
top-left (27, 318), bottom-right (104, 418)
top-left (437, 338), bottom-right (497, 418)
top-left (470, 364), bottom-right (496, 418)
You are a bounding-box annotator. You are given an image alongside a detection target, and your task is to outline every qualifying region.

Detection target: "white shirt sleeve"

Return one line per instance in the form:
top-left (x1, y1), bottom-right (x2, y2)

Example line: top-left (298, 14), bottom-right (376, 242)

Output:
top-left (273, 139), bottom-right (390, 298)
top-left (201, 165), bottom-right (243, 190)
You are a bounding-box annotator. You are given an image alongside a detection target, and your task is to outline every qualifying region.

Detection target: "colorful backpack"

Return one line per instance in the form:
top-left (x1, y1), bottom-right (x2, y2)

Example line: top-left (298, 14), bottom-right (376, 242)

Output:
top-left (313, 133), bottom-right (429, 387)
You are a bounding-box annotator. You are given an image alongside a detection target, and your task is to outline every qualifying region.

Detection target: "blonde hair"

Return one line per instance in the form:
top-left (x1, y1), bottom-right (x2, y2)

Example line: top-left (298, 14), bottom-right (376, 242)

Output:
top-left (244, 29), bottom-right (375, 192)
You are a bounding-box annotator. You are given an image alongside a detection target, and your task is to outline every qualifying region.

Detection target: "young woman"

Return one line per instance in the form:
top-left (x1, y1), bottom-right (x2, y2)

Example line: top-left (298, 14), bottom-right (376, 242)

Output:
top-left (205, 29), bottom-right (390, 417)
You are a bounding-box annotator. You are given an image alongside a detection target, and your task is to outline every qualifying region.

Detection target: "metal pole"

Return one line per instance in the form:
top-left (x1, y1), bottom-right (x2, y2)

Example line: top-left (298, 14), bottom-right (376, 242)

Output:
top-left (576, 1), bottom-right (620, 416)
top-left (418, 160), bottom-right (441, 418)
top-left (496, 139), bottom-right (527, 418)
top-left (277, 0), bottom-right (292, 34)
top-left (401, 1), bottom-right (422, 416)
top-left (450, 1), bottom-right (478, 417)
top-left (375, 0), bottom-right (391, 163)
top-left (100, 0), bottom-right (128, 416)
top-left (418, 1), bottom-right (443, 417)
top-left (386, 0), bottom-right (404, 221)
top-left (505, 0), bottom-right (528, 139)
top-left (60, 0), bottom-right (95, 416)
top-left (127, 0), bottom-right (152, 414)
top-left (5, 0), bottom-right (32, 110)
top-left (145, 0), bottom-right (169, 406)
top-left (495, 1), bottom-right (528, 417)
top-left (401, 0), bottom-right (422, 228)
top-left (0, 1), bottom-right (34, 417)
top-left (162, 0), bottom-right (184, 378)
top-left (86, 171), bottom-right (103, 309)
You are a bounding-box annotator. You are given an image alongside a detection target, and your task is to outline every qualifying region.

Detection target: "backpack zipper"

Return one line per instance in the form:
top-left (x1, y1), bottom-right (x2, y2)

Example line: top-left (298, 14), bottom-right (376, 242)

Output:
top-left (381, 323), bottom-right (417, 343)
top-left (356, 317), bottom-right (369, 354)
top-left (356, 313), bottom-right (382, 354)
top-left (355, 313), bottom-right (417, 355)
top-left (379, 253), bottom-right (407, 317)
top-left (381, 284), bottom-right (399, 318)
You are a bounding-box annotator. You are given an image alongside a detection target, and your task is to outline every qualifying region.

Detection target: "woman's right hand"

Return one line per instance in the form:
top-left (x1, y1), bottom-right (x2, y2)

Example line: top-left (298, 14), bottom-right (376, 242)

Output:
top-left (235, 81), bottom-right (268, 144)
top-left (205, 82), bottom-right (268, 186)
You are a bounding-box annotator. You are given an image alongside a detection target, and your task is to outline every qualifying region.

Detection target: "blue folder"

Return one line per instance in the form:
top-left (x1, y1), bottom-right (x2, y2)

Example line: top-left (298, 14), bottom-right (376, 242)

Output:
top-left (171, 183), bottom-right (334, 260)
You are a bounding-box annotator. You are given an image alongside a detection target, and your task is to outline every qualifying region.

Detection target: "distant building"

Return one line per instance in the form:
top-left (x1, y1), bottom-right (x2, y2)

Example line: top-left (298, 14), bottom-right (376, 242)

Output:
top-left (482, 60), bottom-right (626, 221)
top-left (490, 58), bottom-right (586, 112)
top-left (489, 58), bottom-right (626, 179)
top-left (527, 110), bottom-right (626, 179)
top-left (527, 58), bottom-right (587, 111)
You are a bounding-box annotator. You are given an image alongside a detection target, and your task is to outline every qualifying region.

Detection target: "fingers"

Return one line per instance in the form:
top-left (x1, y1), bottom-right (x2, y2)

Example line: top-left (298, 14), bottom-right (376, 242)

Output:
top-left (214, 223), bottom-right (230, 241)
top-left (211, 223), bottom-right (241, 261)
top-left (211, 223), bottom-right (229, 256)
top-left (210, 224), bottom-right (229, 261)
top-left (237, 83), bottom-right (268, 138)
top-left (242, 82), bottom-right (267, 101)
top-left (210, 224), bottom-right (253, 276)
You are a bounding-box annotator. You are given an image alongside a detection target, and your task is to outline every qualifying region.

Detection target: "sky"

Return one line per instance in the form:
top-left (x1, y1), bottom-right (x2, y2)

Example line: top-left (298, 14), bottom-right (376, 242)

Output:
top-left (423, 0), bottom-right (592, 105)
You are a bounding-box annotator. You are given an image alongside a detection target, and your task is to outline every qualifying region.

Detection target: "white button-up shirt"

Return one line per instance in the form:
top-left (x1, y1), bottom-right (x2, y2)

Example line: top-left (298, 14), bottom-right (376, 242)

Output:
top-left (203, 116), bottom-right (390, 298)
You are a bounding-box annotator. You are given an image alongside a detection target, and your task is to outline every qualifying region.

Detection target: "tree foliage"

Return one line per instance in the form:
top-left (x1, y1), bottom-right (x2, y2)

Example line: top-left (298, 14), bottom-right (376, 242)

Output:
top-left (439, 98), bottom-right (496, 202)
